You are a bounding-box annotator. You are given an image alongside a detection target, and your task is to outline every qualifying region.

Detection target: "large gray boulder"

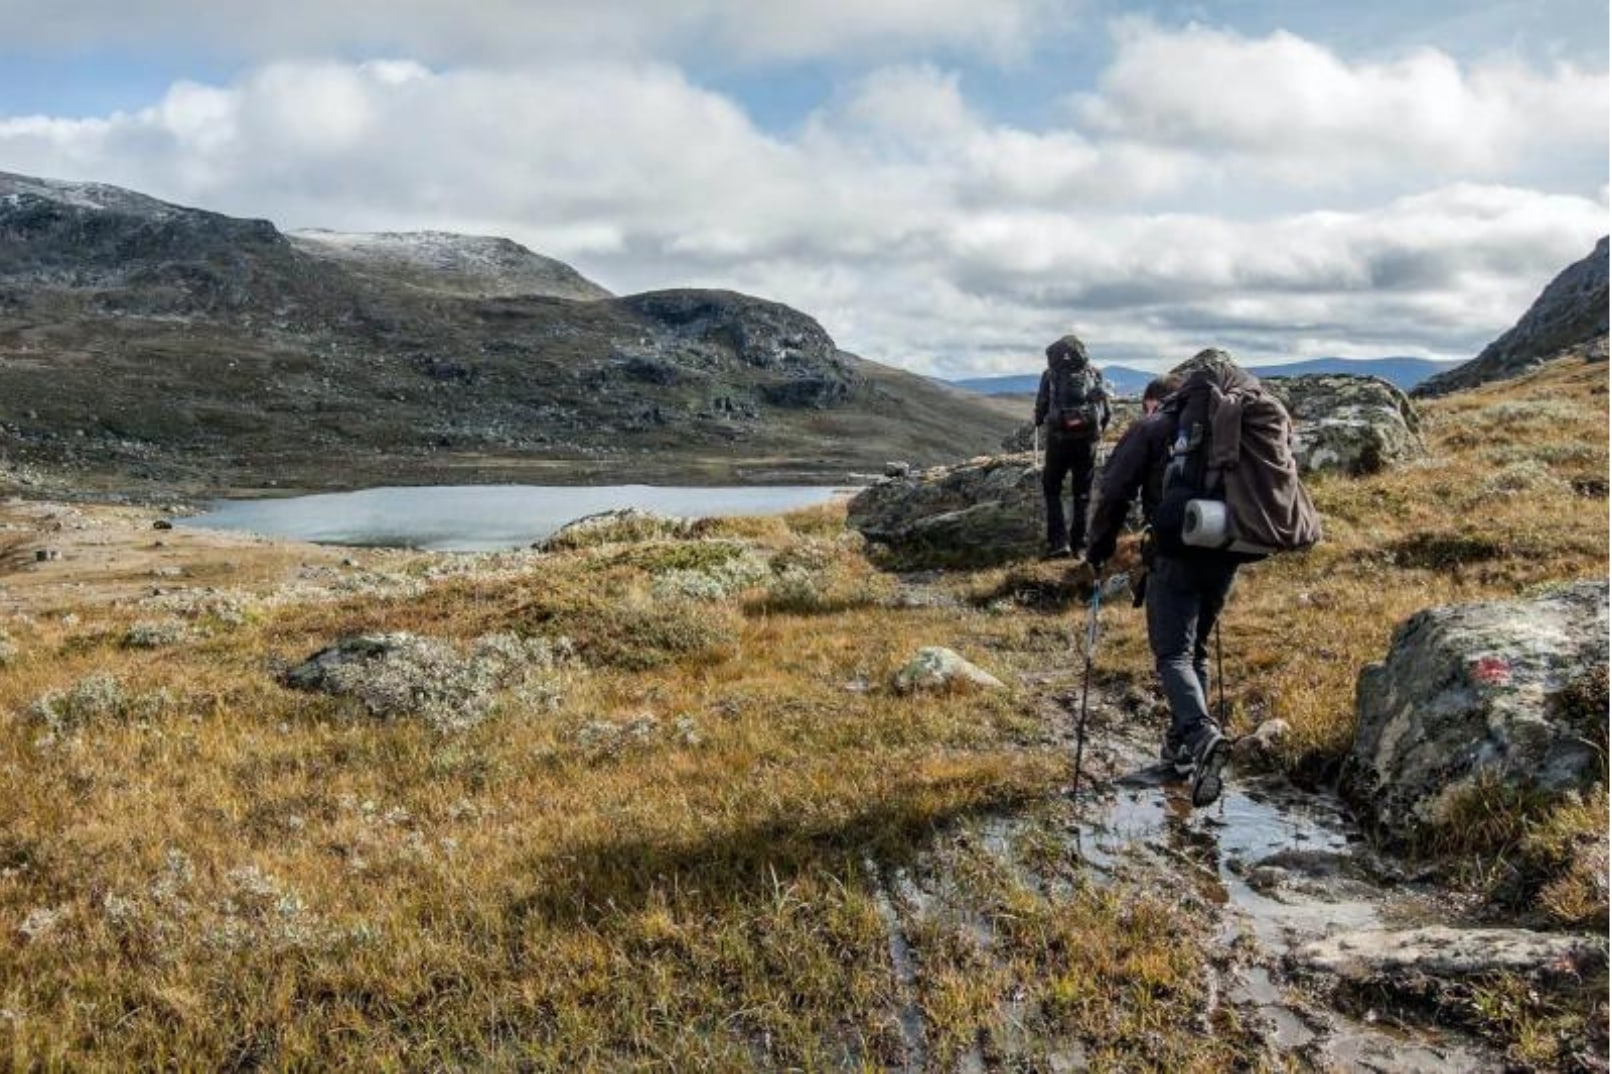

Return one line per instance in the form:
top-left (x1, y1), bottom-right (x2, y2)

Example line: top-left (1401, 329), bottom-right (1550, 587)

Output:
top-left (846, 455), bottom-right (1043, 567)
top-left (1262, 373), bottom-right (1425, 476)
top-left (1343, 580), bottom-right (1609, 841)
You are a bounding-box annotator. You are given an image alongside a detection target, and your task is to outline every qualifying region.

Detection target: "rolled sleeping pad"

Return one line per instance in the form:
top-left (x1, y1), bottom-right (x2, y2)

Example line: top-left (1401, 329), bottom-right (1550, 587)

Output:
top-left (1182, 499), bottom-right (1277, 556)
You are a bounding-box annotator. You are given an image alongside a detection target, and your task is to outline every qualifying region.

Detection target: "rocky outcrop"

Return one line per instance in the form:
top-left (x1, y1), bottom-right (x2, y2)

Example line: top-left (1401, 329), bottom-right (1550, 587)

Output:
top-left (1343, 580), bottom-right (1609, 841)
top-left (1262, 374), bottom-right (1425, 476)
top-left (1291, 926), bottom-right (1608, 1014)
top-left (846, 455), bottom-right (1044, 567)
top-left (619, 289), bottom-right (861, 407)
top-left (1416, 237), bottom-right (1610, 397)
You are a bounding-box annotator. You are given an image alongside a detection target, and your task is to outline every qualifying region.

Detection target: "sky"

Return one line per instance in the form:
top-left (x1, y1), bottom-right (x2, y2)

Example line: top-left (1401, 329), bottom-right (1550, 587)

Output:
top-left (0, 1), bottom-right (1606, 378)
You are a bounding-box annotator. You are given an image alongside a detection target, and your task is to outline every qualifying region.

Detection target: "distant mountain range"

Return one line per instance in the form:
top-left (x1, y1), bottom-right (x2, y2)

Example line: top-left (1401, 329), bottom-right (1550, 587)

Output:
top-left (950, 357), bottom-right (1464, 397)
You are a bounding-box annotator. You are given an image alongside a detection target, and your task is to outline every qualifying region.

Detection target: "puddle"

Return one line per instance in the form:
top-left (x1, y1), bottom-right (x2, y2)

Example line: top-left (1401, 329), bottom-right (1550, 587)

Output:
top-left (1071, 775), bottom-right (1386, 951)
top-left (1065, 769), bottom-right (1498, 1069)
top-left (1231, 966), bottom-right (1317, 1049)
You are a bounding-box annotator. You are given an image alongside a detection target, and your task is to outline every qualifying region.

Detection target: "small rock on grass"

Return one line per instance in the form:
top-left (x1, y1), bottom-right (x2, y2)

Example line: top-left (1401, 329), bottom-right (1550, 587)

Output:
top-left (893, 646), bottom-right (1005, 694)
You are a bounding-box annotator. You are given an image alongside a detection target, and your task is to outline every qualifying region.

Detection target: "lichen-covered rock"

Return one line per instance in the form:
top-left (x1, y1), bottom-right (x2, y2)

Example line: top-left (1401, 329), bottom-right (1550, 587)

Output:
top-left (846, 455), bottom-right (1044, 568)
top-left (539, 507), bottom-right (690, 551)
top-left (1343, 580), bottom-right (1609, 841)
top-left (1261, 374), bottom-right (1425, 476)
top-left (893, 647), bottom-right (1005, 693)
top-left (283, 631), bottom-right (572, 732)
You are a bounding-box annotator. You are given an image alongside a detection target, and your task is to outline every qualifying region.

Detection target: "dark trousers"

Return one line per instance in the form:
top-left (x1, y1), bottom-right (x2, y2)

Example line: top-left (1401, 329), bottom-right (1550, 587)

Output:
top-left (1042, 434), bottom-right (1097, 551)
top-left (1145, 553), bottom-right (1238, 752)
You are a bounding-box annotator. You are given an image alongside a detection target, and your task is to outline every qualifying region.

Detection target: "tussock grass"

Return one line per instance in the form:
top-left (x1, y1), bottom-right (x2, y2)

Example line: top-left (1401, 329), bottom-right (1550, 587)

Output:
top-left (0, 504), bottom-right (1088, 1067)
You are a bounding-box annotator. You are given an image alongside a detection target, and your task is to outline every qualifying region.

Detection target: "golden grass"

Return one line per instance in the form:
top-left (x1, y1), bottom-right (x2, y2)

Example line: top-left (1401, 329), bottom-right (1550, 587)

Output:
top-left (0, 357), bottom-right (1603, 1066)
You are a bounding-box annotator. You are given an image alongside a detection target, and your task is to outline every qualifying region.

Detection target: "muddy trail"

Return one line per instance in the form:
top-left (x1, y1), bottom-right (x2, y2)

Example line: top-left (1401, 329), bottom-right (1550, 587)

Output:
top-left (865, 673), bottom-right (1526, 1072)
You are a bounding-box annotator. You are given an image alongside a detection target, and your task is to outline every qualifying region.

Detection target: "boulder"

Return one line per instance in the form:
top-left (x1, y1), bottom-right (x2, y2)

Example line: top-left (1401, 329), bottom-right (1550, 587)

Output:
top-left (1343, 580), bottom-right (1608, 841)
top-left (1230, 718), bottom-right (1291, 771)
top-left (1291, 925), bottom-right (1607, 986)
top-left (893, 646), bottom-right (1005, 693)
top-left (846, 455), bottom-right (1044, 568)
top-left (1261, 374), bottom-right (1425, 476)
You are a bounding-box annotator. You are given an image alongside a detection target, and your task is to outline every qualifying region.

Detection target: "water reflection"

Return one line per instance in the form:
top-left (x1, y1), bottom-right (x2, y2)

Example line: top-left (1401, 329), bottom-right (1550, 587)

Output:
top-left (180, 483), bottom-right (856, 551)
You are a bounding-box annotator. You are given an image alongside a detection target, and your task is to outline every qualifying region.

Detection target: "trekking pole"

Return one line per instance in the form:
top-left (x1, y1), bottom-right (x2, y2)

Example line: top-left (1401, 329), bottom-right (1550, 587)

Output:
top-left (1215, 619), bottom-right (1227, 729)
top-left (1070, 580), bottom-right (1102, 803)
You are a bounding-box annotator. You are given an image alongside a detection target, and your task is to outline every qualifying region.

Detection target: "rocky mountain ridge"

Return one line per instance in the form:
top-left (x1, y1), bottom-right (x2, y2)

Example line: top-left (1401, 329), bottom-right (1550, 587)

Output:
top-left (1415, 236), bottom-right (1609, 397)
top-left (0, 171), bottom-right (1017, 495)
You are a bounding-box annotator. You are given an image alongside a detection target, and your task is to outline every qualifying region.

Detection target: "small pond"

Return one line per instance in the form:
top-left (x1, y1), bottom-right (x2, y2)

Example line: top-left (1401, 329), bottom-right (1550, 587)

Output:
top-left (180, 484), bottom-right (857, 552)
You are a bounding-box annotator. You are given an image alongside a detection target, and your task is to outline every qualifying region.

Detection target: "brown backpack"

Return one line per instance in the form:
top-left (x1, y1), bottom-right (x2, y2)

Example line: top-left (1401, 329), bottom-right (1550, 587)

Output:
top-left (1155, 366), bottom-right (1322, 556)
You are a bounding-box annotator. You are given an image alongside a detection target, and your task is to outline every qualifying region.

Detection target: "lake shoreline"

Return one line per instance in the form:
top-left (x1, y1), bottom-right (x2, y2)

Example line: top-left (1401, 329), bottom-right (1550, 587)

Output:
top-left (177, 483), bottom-right (864, 552)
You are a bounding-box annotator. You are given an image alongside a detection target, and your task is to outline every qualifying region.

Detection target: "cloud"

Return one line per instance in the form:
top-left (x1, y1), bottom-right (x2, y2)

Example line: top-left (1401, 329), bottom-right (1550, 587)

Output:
top-left (0, 39), bottom-right (1605, 378)
top-left (1075, 20), bottom-right (1609, 186)
top-left (0, 0), bottom-right (1062, 65)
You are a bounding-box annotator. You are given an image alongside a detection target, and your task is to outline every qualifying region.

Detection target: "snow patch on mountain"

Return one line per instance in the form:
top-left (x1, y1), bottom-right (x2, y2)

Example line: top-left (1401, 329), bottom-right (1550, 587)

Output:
top-left (290, 229), bottom-right (613, 301)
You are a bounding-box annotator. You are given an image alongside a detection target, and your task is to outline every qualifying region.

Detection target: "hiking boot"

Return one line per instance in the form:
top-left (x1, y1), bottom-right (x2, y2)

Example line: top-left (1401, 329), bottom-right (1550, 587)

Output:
top-left (1160, 737), bottom-right (1194, 778)
top-left (1042, 544), bottom-right (1073, 561)
top-left (1189, 729), bottom-right (1231, 808)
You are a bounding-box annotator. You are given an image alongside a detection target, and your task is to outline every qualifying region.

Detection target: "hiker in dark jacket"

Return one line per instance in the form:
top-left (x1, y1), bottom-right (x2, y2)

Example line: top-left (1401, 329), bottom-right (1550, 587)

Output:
top-left (1086, 353), bottom-right (1253, 807)
top-left (1033, 334), bottom-right (1110, 559)
top-left (1085, 375), bottom-right (1180, 559)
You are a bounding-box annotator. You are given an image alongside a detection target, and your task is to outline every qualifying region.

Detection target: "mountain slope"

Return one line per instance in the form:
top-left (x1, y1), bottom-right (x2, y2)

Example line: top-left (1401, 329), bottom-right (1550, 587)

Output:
top-left (1414, 237), bottom-right (1609, 398)
top-left (0, 171), bottom-right (1017, 494)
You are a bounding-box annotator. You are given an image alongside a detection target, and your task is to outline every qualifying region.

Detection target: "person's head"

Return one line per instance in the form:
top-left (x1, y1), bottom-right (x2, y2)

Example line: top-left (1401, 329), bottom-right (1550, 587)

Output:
top-left (1045, 334), bottom-right (1088, 369)
top-left (1141, 374), bottom-right (1183, 415)
top-left (1169, 347), bottom-right (1240, 379)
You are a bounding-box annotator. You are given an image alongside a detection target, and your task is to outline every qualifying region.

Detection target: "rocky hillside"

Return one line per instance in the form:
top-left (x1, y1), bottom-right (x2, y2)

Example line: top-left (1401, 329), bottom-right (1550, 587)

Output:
top-left (0, 171), bottom-right (1017, 496)
top-left (1415, 236), bottom-right (1609, 397)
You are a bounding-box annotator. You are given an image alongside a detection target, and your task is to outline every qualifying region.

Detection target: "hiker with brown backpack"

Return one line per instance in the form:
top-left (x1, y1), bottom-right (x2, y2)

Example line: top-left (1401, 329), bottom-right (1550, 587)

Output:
top-left (1033, 334), bottom-right (1111, 560)
top-left (1085, 349), bottom-right (1321, 807)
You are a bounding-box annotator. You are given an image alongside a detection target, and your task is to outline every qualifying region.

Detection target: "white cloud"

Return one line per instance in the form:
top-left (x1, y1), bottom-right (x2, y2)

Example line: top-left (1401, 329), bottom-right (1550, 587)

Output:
top-left (0, 35), bottom-right (1605, 378)
top-left (1076, 20), bottom-right (1609, 185)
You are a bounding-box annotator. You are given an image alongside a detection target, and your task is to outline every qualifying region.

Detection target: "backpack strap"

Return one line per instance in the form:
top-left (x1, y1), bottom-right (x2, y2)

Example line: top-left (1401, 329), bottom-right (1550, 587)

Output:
top-left (1207, 385), bottom-right (1247, 470)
